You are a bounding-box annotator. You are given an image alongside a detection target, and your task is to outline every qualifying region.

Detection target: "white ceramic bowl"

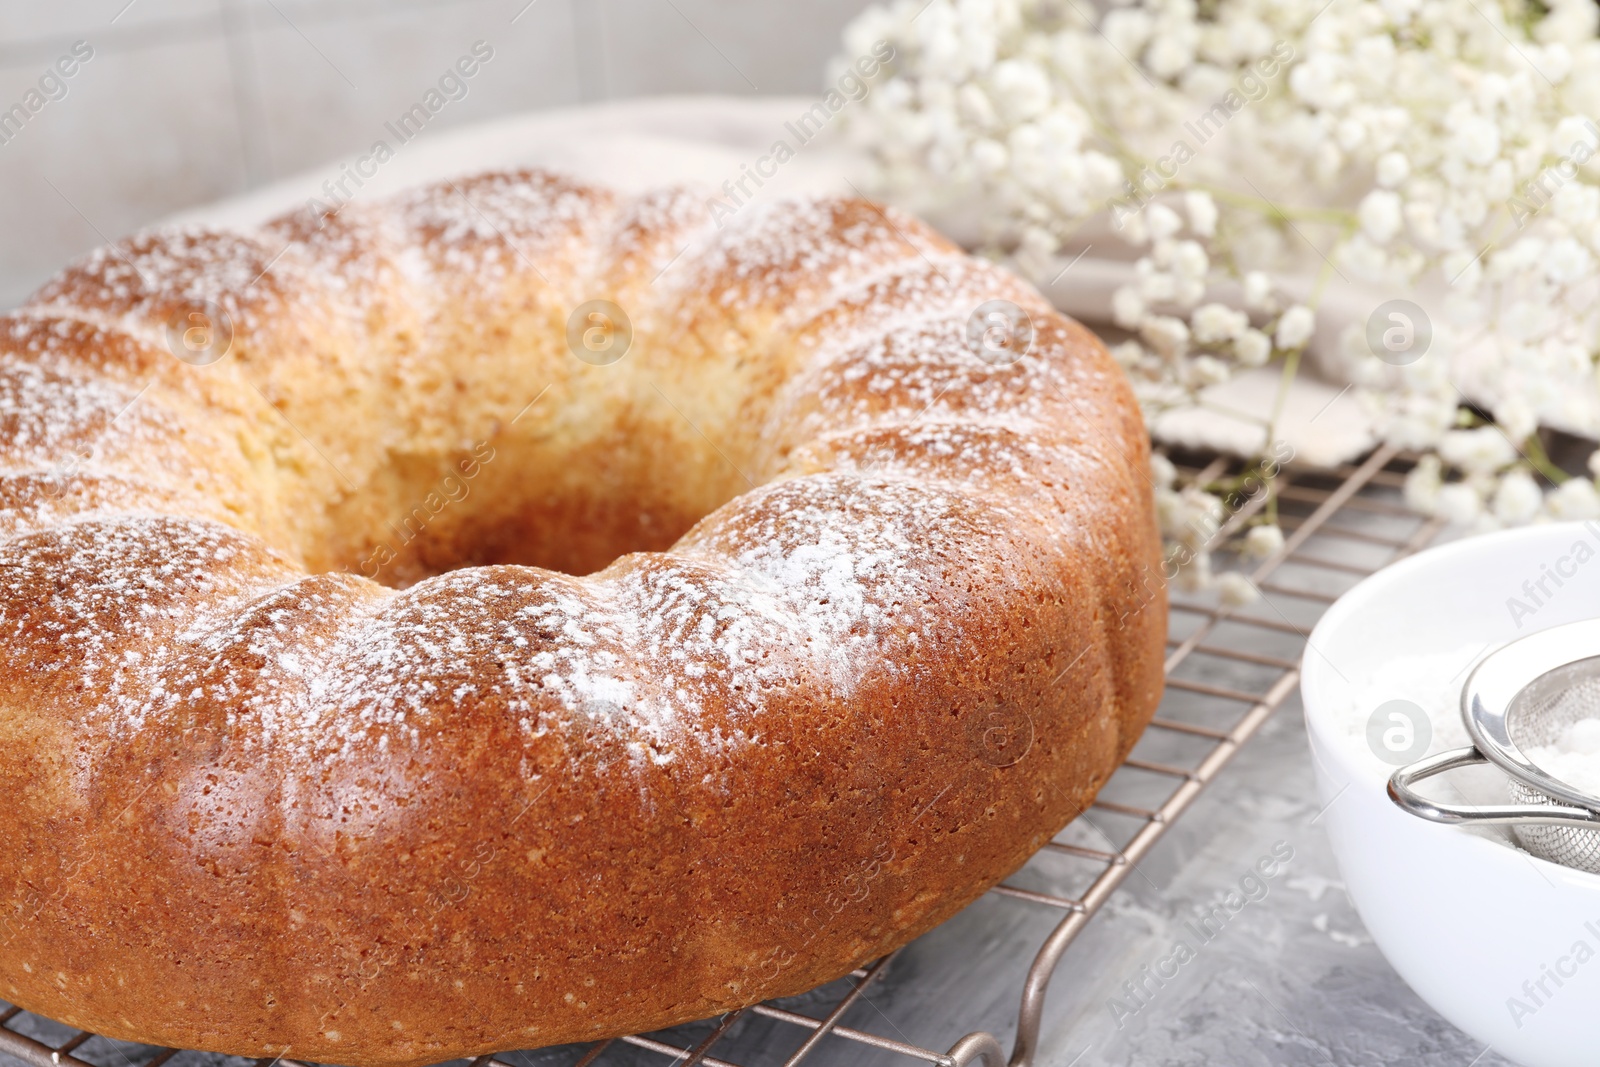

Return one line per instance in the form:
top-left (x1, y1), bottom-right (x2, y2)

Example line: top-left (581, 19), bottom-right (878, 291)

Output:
top-left (1302, 521), bottom-right (1600, 1067)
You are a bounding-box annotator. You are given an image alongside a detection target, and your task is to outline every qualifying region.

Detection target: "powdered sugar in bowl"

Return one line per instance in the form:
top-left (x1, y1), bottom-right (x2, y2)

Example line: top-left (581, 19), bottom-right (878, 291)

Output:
top-left (1388, 617), bottom-right (1600, 874)
top-left (1528, 718), bottom-right (1600, 794)
top-left (1302, 522), bottom-right (1600, 1067)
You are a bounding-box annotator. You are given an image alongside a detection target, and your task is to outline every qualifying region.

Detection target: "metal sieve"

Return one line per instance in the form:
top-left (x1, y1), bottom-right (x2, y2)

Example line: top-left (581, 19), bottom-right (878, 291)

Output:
top-left (1389, 617), bottom-right (1600, 874)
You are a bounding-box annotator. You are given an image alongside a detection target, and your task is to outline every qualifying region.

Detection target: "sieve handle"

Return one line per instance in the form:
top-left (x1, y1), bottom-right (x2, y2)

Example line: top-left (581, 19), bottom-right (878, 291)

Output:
top-left (1388, 747), bottom-right (1600, 829)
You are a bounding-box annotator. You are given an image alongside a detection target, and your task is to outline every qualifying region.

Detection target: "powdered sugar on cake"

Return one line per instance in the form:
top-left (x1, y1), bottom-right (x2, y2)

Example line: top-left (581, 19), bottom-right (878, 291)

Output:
top-left (0, 169), bottom-right (1098, 772)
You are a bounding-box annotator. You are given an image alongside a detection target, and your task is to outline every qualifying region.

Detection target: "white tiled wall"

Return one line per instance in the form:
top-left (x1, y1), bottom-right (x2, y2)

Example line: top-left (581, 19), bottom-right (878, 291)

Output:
top-left (0, 0), bottom-right (872, 307)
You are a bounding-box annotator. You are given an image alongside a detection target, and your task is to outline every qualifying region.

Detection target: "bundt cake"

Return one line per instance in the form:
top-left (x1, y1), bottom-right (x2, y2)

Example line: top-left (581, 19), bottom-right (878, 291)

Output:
top-left (0, 168), bottom-right (1164, 1065)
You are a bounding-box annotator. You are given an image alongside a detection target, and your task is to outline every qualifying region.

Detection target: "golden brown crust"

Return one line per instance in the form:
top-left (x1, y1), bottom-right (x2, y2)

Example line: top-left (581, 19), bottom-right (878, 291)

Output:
top-left (0, 169), bottom-right (1164, 1064)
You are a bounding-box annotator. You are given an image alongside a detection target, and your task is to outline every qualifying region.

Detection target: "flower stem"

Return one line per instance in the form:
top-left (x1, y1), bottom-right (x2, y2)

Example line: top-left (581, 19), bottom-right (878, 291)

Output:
top-left (1185, 181), bottom-right (1358, 226)
top-left (1522, 431), bottom-right (1570, 485)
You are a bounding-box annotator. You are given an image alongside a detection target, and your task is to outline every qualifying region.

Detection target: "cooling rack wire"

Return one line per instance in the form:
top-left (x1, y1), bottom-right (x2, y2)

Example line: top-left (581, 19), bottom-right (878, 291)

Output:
top-left (0, 444), bottom-right (1445, 1067)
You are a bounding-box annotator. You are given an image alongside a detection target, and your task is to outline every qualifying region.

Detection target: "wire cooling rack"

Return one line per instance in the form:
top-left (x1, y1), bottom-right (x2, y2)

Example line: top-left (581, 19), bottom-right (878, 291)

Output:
top-left (0, 444), bottom-right (1446, 1067)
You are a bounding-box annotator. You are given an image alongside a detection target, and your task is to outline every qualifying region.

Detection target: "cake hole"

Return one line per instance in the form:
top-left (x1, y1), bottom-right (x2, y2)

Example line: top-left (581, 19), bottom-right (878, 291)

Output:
top-left (313, 380), bottom-right (759, 588)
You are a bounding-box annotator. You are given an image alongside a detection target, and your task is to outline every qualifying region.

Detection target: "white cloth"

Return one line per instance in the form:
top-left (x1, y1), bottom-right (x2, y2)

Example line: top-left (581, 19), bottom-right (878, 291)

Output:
top-left (162, 96), bottom-right (861, 229)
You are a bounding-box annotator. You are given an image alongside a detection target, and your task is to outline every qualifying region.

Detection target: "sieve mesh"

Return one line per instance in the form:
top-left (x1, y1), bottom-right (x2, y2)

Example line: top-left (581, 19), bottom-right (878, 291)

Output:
top-left (1504, 658), bottom-right (1600, 872)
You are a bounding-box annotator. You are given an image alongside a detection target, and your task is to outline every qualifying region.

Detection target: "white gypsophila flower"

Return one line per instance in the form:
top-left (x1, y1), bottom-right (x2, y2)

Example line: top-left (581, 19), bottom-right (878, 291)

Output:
top-left (1171, 240), bottom-right (1209, 279)
top-left (1437, 482), bottom-right (1484, 525)
top-left (1548, 477), bottom-right (1600, 520)
top-left (1139, 267), bottom-right (1177, 304)
top-left (1156, 487), bottom-right (1186, 537)
top-left (1241, 272), bottom-right (1273, 311)
top-left (1185, 191), bottom-right (1219, 237)
top-left (1146, 204), bottom-right (1183, 242)
top-left (989, 58), bottom-right (1052, 124)
top-left (972, 138), bottom-right (1008, 175)
top-left (834, 0), bottom-right (1600, 552)
top-left (1118, 209), bottom-right (1151, 246)
top-left (1241, 524), bottom-right (1285, 560)
top-left (1150, 452), bottom-right (1177, 489)
top-left (1177, 487), bottom-right (1225, 548)
top-left (1471, 512), bottom-right (1505, 537)
top-left (1544, 238), bottom-right (1594, 285)
top-left (1450, 109), bottom-right (1502, 166)
top-left (1438, 427), bottom-right (1518, 476)
top-left (1441, 248), bottom-right (1483, 293)
top-left (1551, 183), bottom-right (1599, 228)
top-left (1191, 303), bottom-right (1249, 344)
top-left (1175, 550), bottom-right (1214, 592)
top-left (1102, 7), bottom-right (1154, 58)
top-left (1189, 355), bottom-right (1231, 387)
top-left (1275, 305), bottom-right (1315, 350)
top-left (1495, 399), bottom-right (1537, 444)
top-left (1234, 328), bottom-right (1272, 367)
top-left (1112, 286), bottom-right (1146, 329)
top-left (1110, 339), bottom-right (1145, 368)
top-left (1375, 151), bottom-right (1410, 188)
top-left (1216, 571), bottom-right (1260, 607)
top-left (1492, 470), bottom-right (1544, 524)
top-left (1552, 114), bottom-right (1599, 157)
top-left (1338, 237), bottom-right (1390, 284)
top-left (1146, 32), bottom-right (1196, 80)
top-left (1141, 315), bottom-right (1191, 360)
top-left (1358, 190), bottom-right (1403, 244)
top-left (1404, 455), bottom-right (1443, 514)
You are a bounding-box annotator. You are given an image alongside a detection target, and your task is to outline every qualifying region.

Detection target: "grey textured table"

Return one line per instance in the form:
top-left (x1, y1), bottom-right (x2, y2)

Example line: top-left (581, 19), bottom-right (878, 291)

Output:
top-left (0, 453), bottom-right (1511, 1067)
